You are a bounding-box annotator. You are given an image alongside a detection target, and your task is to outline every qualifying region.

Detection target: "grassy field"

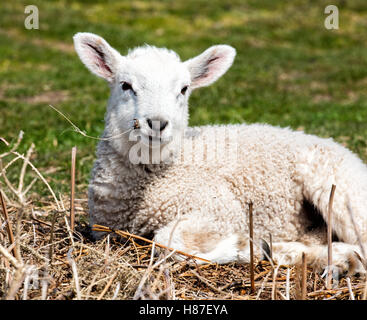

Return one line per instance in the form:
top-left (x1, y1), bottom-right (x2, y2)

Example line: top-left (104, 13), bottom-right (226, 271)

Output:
top-left (2, 0), bottom-right (367, 196)
top-left (1, 0), bottom-right (367, 301)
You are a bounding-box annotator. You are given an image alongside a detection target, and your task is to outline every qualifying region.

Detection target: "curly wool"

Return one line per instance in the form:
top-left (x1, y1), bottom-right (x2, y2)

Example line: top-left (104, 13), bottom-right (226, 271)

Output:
top-left (89, 123), bottom-right (367, 245)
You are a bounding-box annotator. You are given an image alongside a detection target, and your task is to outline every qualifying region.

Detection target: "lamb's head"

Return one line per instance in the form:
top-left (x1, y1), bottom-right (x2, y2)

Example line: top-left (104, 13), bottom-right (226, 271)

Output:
top-left (73, 32), bottom-right (236, 163)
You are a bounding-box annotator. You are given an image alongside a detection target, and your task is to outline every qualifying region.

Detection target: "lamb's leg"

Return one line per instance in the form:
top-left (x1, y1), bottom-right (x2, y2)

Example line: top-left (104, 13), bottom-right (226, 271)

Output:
top-left (269, 241), bottom-right (365, 276)
top-left (295, 138), bottom-right (367, 245)
top-left (153, 215), bottom-right (365, 276)
top-left (153, 215), bottom-right (263, 264)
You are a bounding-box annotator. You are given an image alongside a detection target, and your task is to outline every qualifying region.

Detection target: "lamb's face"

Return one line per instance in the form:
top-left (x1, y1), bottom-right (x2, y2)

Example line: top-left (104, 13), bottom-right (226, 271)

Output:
top-left (73, 33), bottom-right (236, 163)
top-left (109, 48), bottom-right (191, 149)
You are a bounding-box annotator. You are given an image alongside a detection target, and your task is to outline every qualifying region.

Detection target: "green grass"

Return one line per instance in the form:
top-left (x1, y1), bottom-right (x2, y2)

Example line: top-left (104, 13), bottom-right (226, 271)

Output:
top-left (1, 0), bottom-right (367, 196)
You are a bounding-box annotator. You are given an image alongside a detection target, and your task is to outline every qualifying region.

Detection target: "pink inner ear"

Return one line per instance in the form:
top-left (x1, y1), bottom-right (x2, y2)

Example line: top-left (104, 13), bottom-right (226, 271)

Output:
top-left (86, 43), bottom-right (112, 77)
top-left (192, 51), bottom-right (225, 87)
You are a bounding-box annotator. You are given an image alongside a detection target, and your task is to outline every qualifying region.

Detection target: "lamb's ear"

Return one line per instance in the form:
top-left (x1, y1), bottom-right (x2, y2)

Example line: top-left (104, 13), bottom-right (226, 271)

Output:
top-left (73, 32), bottom-right (121, 82)
top-left (184, 45), bottom-right (236, 89)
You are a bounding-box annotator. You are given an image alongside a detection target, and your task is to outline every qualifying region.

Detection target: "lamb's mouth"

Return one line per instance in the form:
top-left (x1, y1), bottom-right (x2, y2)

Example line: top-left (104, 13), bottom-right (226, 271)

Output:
top-left (139, 133), bottom-right (171, 148)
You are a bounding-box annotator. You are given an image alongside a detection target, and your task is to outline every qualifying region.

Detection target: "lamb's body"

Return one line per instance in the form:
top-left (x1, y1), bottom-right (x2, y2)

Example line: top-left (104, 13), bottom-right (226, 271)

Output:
top-left (89, 123), bottom-right (367, 273)
top-left (90, 125), bottom-right (302, 236)
top-left (90, 124), bottom-right (302, 238)
top-left (73, 32), bottom-right (367, 276)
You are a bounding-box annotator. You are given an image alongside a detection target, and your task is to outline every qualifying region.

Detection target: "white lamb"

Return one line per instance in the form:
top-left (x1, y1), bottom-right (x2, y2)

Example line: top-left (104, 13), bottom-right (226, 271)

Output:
top-left (73, 32), bottom-right (367, 276)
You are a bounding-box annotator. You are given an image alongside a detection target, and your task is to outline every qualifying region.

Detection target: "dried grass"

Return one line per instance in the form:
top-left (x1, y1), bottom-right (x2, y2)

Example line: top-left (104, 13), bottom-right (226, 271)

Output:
top-left (0, 132), bottom-right (366, 300)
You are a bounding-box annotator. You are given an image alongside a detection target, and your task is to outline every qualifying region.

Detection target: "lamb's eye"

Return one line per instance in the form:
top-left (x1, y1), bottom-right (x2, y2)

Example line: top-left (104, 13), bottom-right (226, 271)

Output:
top-left (181, 85), bottom-right (188, 95)
top-left (121, 82), bottom-right (133, 91)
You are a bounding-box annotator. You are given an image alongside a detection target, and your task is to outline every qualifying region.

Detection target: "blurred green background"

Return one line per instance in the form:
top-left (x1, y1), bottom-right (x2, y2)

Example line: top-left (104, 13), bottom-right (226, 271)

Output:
top-left (1, 0), bottom-right (367, 197)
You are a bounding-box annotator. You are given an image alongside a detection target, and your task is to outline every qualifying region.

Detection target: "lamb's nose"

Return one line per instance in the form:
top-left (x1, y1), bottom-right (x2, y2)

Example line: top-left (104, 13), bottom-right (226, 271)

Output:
top-left (147, 118), bottom-right (169, 132)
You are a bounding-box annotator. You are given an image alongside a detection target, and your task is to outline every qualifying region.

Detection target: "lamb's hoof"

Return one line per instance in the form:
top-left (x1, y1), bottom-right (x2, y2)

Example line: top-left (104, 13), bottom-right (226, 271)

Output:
top-left (260, 239), bottom-right (272, 262)
top-left (320, 249), bottom-right (366, 279)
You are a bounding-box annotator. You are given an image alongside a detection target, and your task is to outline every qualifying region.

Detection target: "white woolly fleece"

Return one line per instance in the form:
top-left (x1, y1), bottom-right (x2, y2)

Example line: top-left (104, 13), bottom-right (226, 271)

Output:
top-left (73, 33), bottom-right (367, 275)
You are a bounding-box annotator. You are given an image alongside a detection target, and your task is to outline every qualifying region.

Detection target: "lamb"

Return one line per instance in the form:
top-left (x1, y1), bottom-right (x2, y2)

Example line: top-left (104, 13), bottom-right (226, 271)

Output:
top-left (73, 32), bottom-right (367, 276)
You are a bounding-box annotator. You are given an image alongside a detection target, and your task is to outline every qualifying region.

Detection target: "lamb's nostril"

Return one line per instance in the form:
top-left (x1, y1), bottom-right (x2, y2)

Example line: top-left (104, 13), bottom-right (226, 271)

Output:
top-left (159, 120), bottom-right (168, 131)
top-left (147, 118), bottom-right (153, 129)
top-left (146, 118), bottom-right (169, 132)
